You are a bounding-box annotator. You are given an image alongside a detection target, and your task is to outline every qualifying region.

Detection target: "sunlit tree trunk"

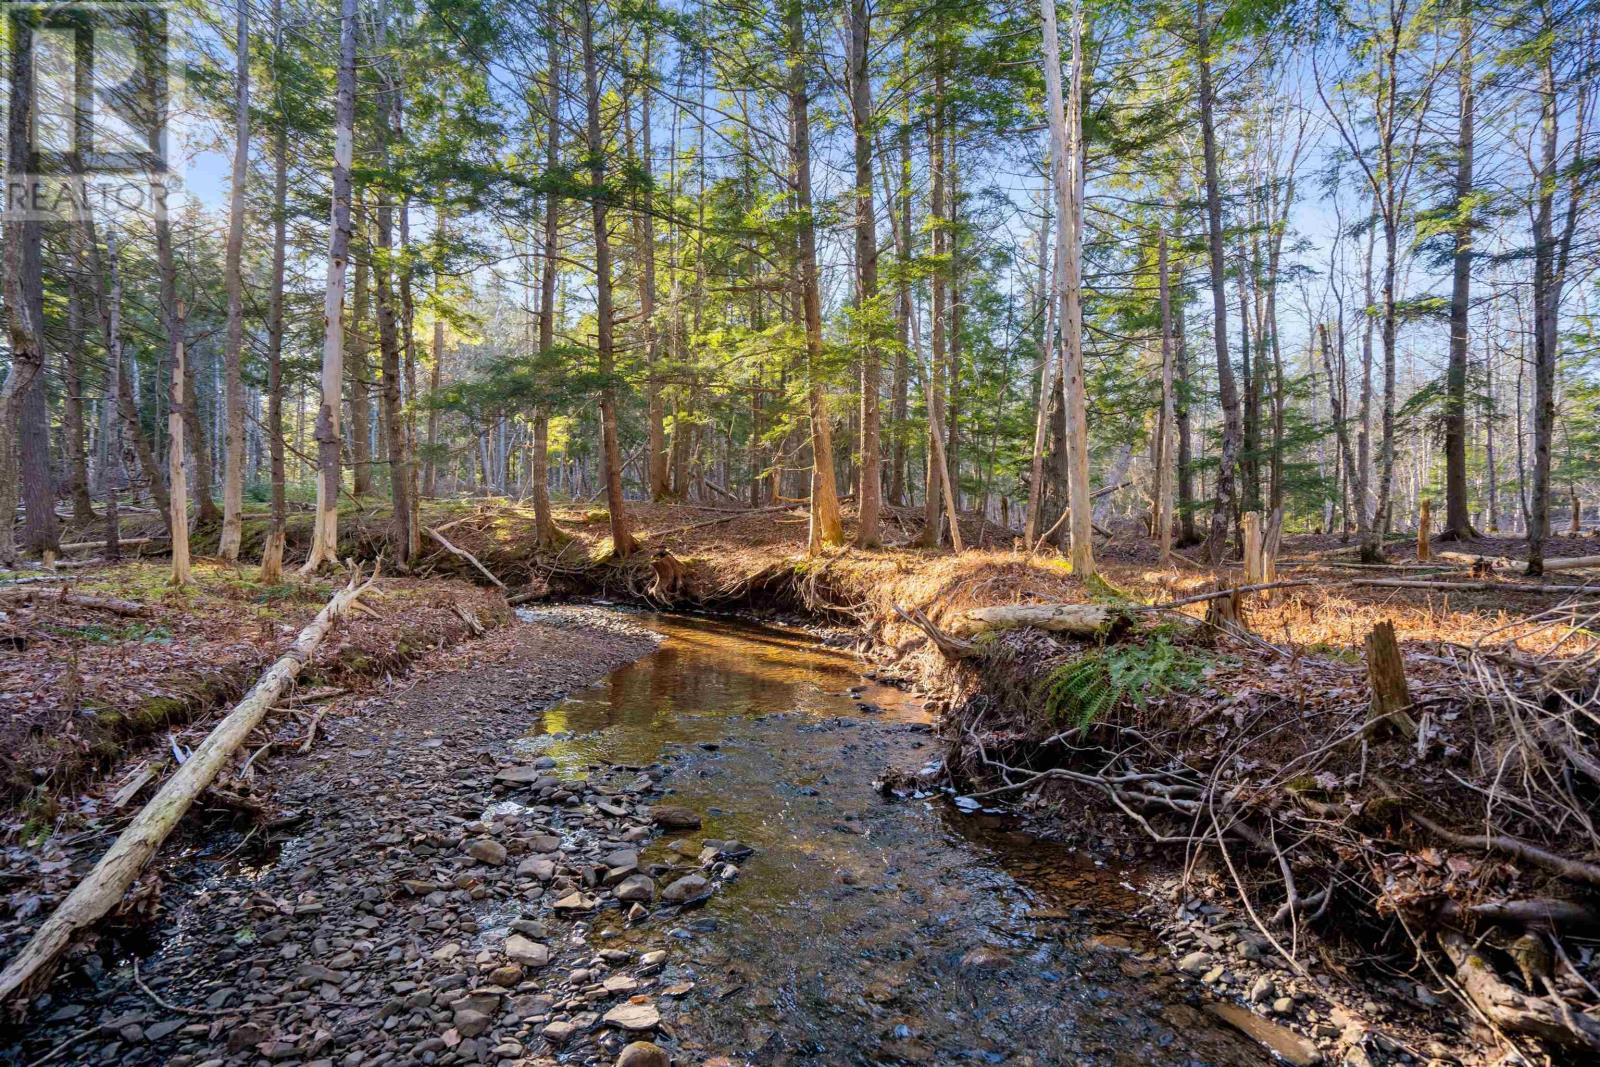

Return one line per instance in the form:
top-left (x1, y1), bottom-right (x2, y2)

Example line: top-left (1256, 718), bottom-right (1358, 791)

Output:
top-left (1195, 0), bottom-right (1243, 564)
top-left (303, 0), bottom-right (358, 573)
top-left (581, 0), bottom-right (637, 557)
top-left (849, 0), bottom-right (881, 548)
top-left (1042, 0), bottom-right (1094, 576)
top-left (169, 309), bottom-right (193, 587)
top-left (375, 17), bottom-right (412, 566)
top-left (788, 0), bottom-right (844, 552)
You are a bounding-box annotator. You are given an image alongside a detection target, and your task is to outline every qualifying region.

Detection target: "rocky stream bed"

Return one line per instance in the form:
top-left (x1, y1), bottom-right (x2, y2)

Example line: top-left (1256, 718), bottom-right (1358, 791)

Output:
top-left (3, 606), bottom-right (1469, 1066)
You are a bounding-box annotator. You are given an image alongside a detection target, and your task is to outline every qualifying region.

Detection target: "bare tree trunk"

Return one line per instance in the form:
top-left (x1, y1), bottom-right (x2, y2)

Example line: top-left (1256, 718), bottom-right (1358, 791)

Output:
top-left (1440, 0), bottom-right (1472, 547)
top-left (169, 309), bottom-right (192, 587)
top-left (18, 361), bottom-right (57, 557)
top-left (530, 7), bottom-right (562, 545)
top-left (260, 0), bottom-right (290, 583)
top-left (219, 0), bottom-right (251, 560)
top-left (0, 10), bottom-right (44, 565)
top-left (850, 0), bottom-right (881, 548)
top-left (424, 204), bottom-right (446, 498)
top-left (1024, 205), bottom-right (1057, 546)
top-left (304, 0), bottom-right (358, 573)
top-left (1175, 298), bottom-right (1196, 544)
top-left (887, 103), bottom-right (913, 507)
top-left (1043, 0), bottom-right (1094, 576)
top-left (787, 3), bottom-right (845, 552)
top-left (580, 0), bottom-right (636, 557)
top-left (1195, 0), bottom-right (1243, 564)
top-left (638, 37), bottom-right (668, 503)
top-left (375, 18), bottom-right (411, 566)
top-left (1156, 229), bottom-right (1175, 561)
top-left (155, 172), bottom-right (219, 528)
top-left (348, 204), bottom-right (374, 496)
top-left (64, 271), bottom-right (96, 523)
top-left (918, 59), bottom-right (948, 549)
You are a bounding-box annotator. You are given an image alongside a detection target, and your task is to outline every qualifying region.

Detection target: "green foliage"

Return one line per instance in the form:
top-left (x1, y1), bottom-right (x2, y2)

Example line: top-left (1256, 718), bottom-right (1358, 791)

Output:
top-left (1034, 635), bottom-right (1208, 729)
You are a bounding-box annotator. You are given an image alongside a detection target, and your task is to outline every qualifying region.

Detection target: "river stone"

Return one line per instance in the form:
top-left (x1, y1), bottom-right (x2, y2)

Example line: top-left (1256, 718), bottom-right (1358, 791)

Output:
top-left (465, 838), bottom-right (507, 866)
top-left (495, 766), bottom-right (545, 784)
top-left (603, 849), bottom-right (640, 870)
top-left (651, 806), bottom-right (702, 830)
top-left (615, 874), bottom-right (655, 902)
top-left (453, 1008), bottom-right (491, 1038)
top-left (661, 874), bottom-right (708, 903)
top-left (1178, 950), bottom-right (1213, 975)
top-left (542, 1020), bottom-right (576, 1045)
top-left (603, 1001), bottom-right (660, 1032)
top-left (603, 975), bottom-right (639, 996)
top-left (615, 1041), bottom-right (670, 1067)
top-left (518, 857), bottom-right (556, 882)
top-left (487, 964), bottom-right (523, 987)
top-left (504, 934), bottom-right (550, 968)
top-left (1249, 975), bottom-right (1275, 1004)
top-left (553, 892), bottom-right (596, 912)
top-left (1203, 1003), bottom-right (1322, 1066)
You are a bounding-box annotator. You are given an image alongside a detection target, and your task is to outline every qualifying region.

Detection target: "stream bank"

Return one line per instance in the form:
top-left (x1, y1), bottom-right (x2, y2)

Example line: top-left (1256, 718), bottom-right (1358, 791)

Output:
top-left (8, 606), bottom-right (1284, 1066)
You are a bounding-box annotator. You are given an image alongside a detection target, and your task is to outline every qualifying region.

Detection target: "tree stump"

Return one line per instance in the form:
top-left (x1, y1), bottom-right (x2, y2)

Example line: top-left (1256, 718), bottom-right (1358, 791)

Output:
top-left (1204, 580), bottom-right (1246, 635)
top-left (1364, 620), bottom-right (1417, 739)
top-left (1417, 498), bottom-right (1432, 561)
top-left (1241, 511), bottom-right (1263, 586)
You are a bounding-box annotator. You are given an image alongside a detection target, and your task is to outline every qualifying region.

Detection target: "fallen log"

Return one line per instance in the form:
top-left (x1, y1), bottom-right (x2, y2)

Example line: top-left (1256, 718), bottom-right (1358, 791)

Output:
top-left (0, 587), bottom-right (148, 617)
top-left (423, 526), bottom-right (506, 590)
top-left (57, 538), bottom-right (152, 554)
top-left (0, 562), bottom-right (378, 1010)
top-left (1439, 930), bottom-right (1600, 1049)
top-left (953, 603), bottom-right (1120, 638)
top-left (1353, 578), bottom-right (1600, 594)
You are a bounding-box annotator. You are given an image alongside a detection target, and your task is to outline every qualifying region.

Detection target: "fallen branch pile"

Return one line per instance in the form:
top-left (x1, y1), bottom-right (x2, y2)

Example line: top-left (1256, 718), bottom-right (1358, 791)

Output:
top-left (929, 591), bottom-right (1600, 1052)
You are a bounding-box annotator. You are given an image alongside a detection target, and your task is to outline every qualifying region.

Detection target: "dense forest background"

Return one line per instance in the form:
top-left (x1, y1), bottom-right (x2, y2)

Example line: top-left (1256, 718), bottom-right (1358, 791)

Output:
top-left (3, 0), bottom-right (1598, 576)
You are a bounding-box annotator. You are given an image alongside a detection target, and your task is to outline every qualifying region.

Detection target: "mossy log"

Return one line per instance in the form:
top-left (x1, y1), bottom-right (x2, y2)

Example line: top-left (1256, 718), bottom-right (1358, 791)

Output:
top-left (0, 563), bottom-right (378, 1011)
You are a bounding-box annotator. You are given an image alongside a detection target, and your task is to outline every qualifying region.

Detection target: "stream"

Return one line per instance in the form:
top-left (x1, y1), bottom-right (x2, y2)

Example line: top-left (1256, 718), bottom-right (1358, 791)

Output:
top-left (7, 607), bottom-right (1270, 1067)
top-left (513, 609), bottom-right (1263, 1065)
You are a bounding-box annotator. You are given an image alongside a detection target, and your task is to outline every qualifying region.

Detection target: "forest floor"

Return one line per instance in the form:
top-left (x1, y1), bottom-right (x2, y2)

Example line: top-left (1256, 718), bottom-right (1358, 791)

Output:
top-left (4, 498), bottom-right (1599, 1063)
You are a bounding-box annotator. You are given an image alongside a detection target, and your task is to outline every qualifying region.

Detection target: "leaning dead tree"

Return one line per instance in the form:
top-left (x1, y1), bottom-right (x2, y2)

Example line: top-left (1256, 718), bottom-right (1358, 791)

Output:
top-left (0, 562), bottom-right (378, 1008)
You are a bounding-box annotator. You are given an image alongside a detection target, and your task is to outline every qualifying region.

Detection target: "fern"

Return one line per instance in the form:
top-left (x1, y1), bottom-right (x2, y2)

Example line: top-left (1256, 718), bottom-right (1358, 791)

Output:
top-left (1035, 635), bottom-right (1206, 728)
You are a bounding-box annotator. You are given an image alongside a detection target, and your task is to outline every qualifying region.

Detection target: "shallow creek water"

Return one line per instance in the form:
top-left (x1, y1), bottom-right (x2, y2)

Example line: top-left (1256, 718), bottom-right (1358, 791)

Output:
top-left (513, 610), bottom-right (1263, 1066)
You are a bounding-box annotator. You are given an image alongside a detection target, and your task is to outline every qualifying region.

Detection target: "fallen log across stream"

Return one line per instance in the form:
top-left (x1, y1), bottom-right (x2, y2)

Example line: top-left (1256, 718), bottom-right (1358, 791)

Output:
top-left (0, 561), bottom-right (380, 1010)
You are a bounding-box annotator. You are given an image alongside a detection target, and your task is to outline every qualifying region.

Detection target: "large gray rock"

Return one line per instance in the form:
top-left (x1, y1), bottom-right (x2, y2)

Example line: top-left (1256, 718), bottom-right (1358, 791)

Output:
top-left (615, 874), bottom-right (656, 903)
top-left (660, 874), bottom-right (708, 903)
top-left (650, 806), bottom-right (701, 830)
top-left (504, 934), bottom-right (550, 968)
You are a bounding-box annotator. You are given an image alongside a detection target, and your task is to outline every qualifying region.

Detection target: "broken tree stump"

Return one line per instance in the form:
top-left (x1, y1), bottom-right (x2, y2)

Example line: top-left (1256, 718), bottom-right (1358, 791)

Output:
top-left (1363, 620), bottom-right (1417, 739)
top-left (1417, 498), bottom-right (1432, 562)
top-left (1241, 511), bottom-right (1263, 586)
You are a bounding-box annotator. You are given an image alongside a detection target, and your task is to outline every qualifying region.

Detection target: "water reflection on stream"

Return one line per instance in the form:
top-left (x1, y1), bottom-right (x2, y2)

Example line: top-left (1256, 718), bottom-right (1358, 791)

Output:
top-left (516, 610), bottom-right (1262, 1066)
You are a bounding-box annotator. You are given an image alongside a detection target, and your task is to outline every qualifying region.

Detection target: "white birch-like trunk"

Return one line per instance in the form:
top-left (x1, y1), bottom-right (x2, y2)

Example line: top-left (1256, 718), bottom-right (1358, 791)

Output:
top-left (303, 0), bottom-right (358, 573)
